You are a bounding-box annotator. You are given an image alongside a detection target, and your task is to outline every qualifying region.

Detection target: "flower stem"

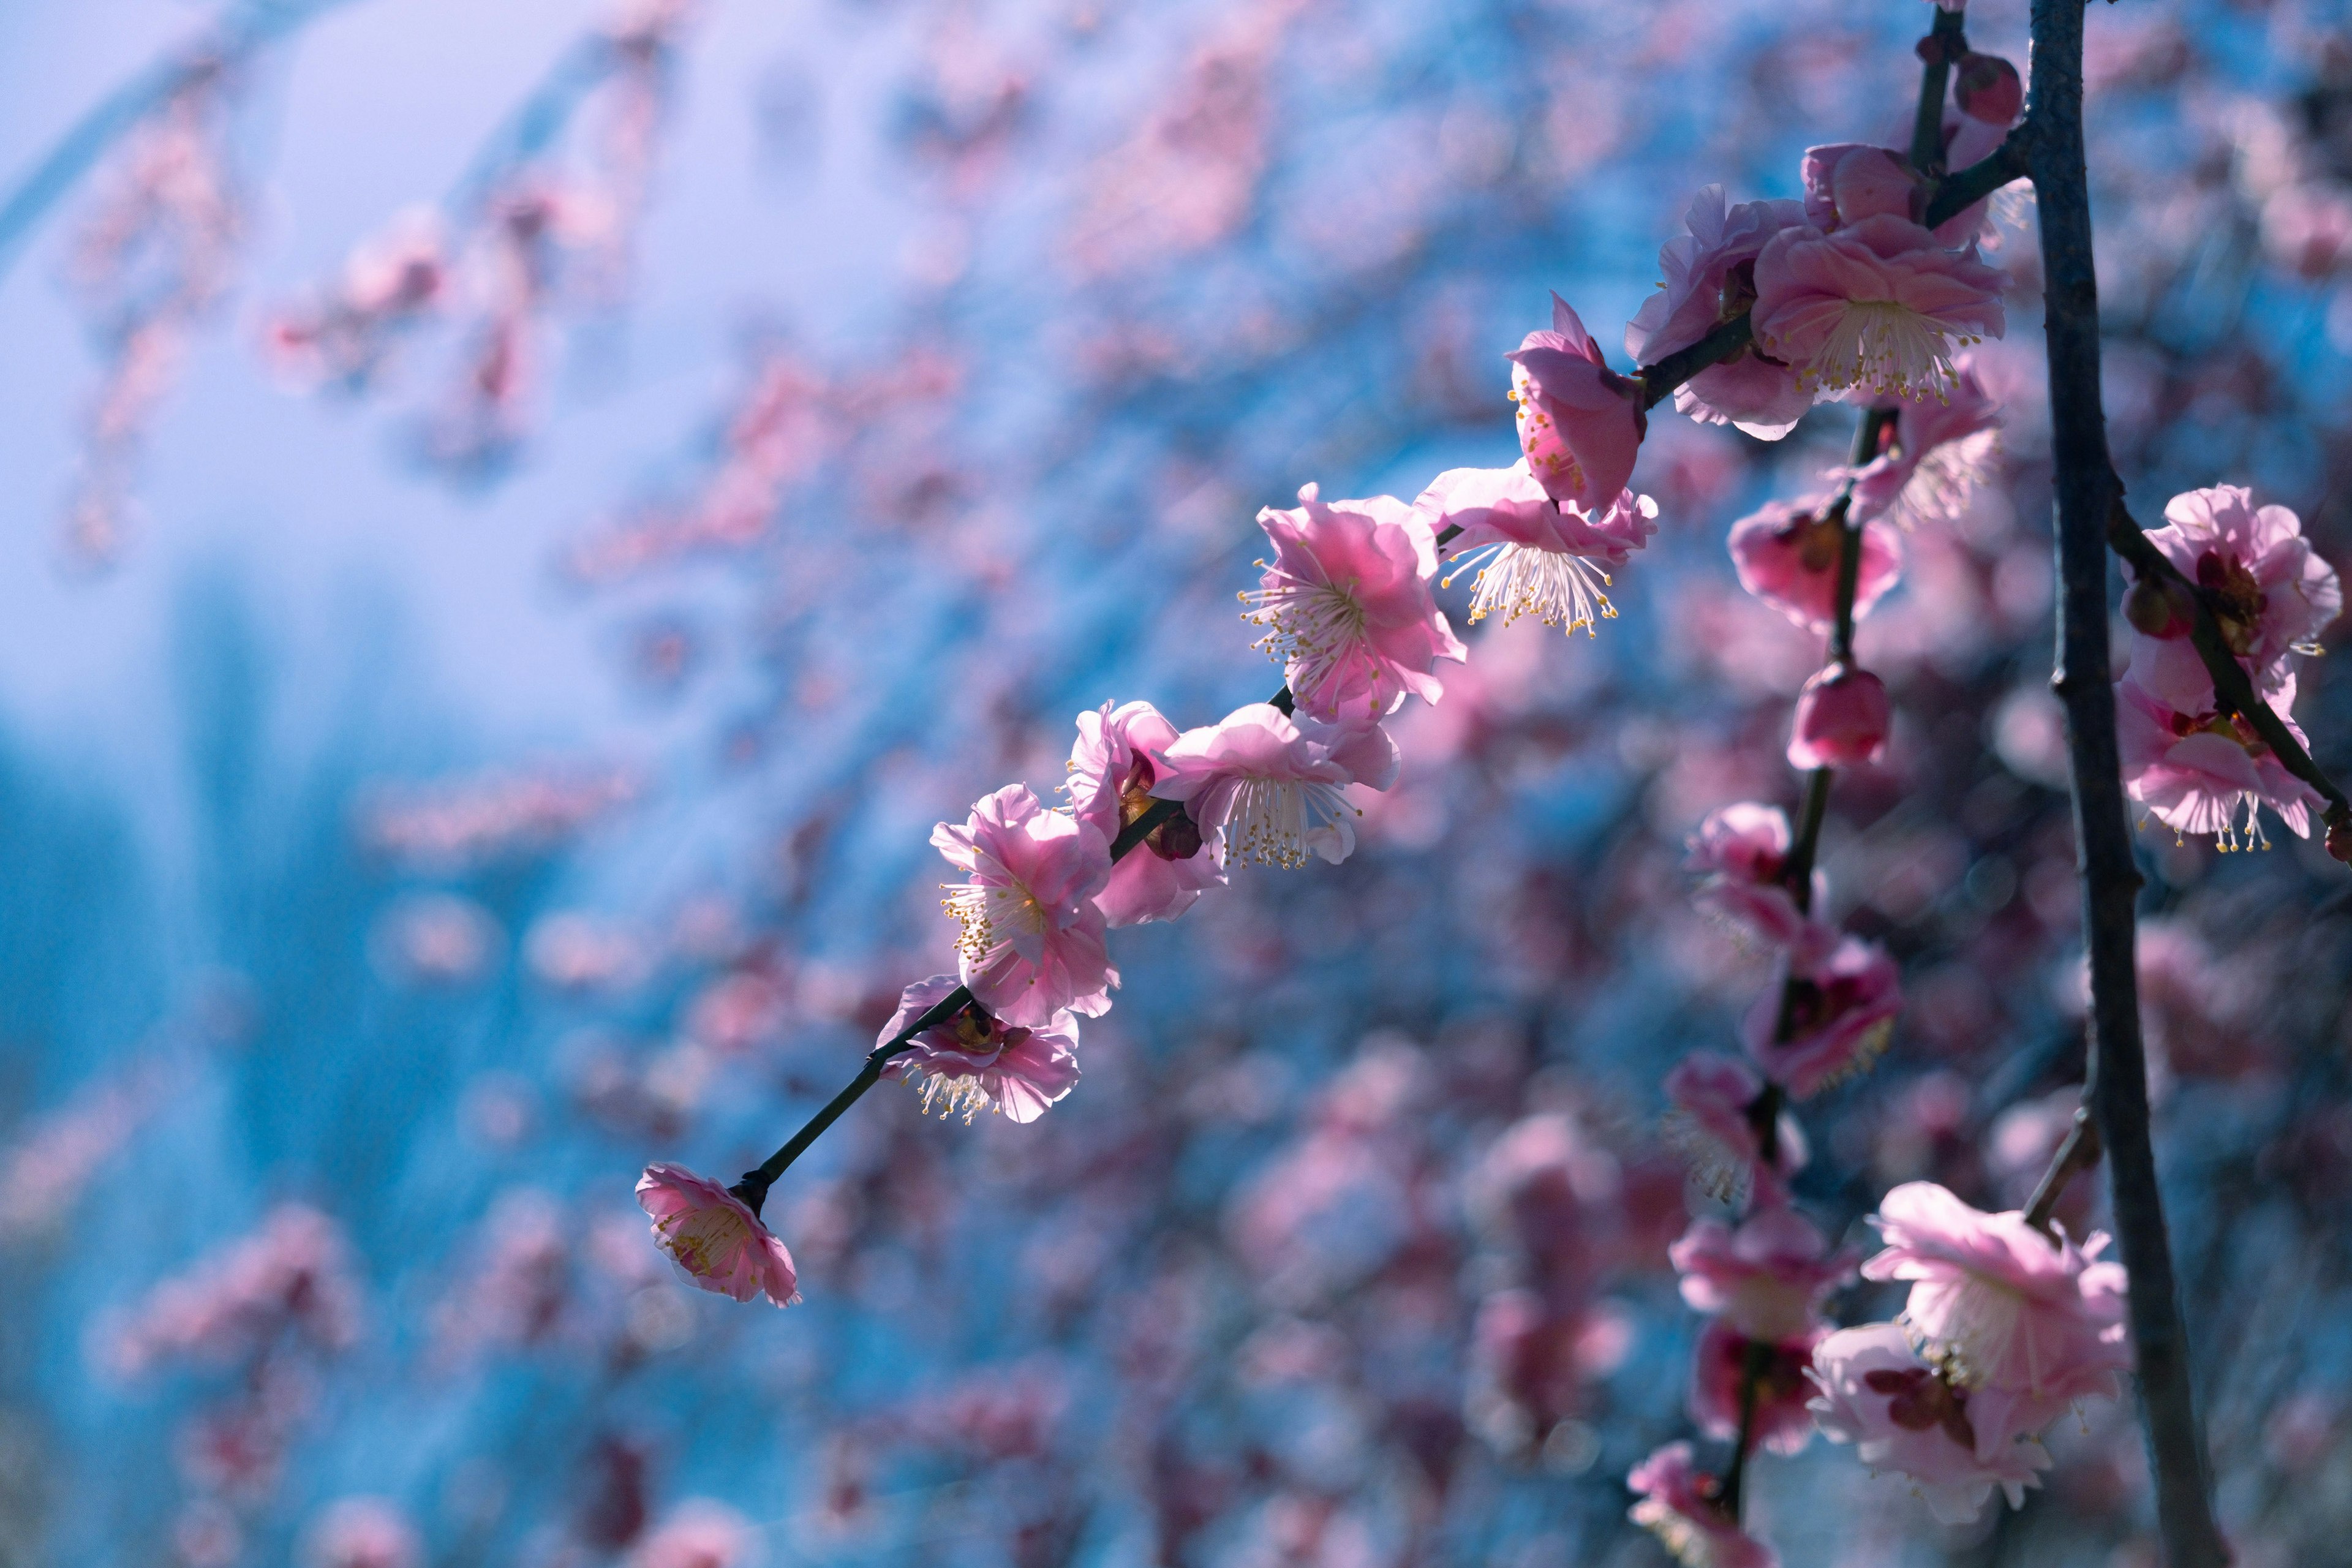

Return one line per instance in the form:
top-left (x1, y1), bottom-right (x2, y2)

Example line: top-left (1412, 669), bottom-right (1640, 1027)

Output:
top-left (1909, 7), bottom-right (1967, 175)
top-left (1719, 1335), bottom-right (1776, 1519)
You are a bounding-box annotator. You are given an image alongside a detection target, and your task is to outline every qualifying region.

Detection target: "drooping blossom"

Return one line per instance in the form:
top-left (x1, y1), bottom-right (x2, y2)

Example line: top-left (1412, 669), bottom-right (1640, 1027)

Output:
top-left (933, 784), bottom-right (1117, 1026)
top-left (1744, 935), bottom-right (1902, 1097)
top-left (1626, 1441), bottom-right (1778, 1568)
top-left (2125, 485), bottom-right (2341, 673)
top-left (1727, 500), bottom-right (1904, 634)
top-left (1839, 356), bottom-right (2004, 529)
top-left (1752, 216), bottom-right (2007, 399)
top-left (2115, 672), bottom-right (2323, 848)
top-left (1689, 1318), bottom-right (1825, 1457)
top-left (1671, 1207), bottom-right (1849, 1343)
top-left (635, 1162), bottom-right (799, 1307)
top-left (1787, 662), bottom-right (1891, 771)
top-left (301, 1497), bottom-right (423, 1568)
top-left (629, 1499), bottom-right (755, 1568)
top-left (1152, 703), bottom-right (1398, 869)
top-left (1065, 700), bottom-right (1224, 925)
top-left (876, 975), bottom-right (1080, 1124)
top-left (1808, 1322), bottom-right (2053, 1525)
top-left (1411, 462), bottom-right (1657, 636)
top-left (1240, 484), bottom-right (1465, 718)
top-left (1800, 144), bottom-right (1931, 232)
top-left (1684, 803), bottom-right (1828, 957)
top-left (1625, 187), bottom-right (1816, 438)
top-left (1507, 293), bottom-right (1647, 510)
top-left (1861, 1182), bottom-right (2130, 1434)
top-left (1662, 1052), bottom-right (1809, 1206)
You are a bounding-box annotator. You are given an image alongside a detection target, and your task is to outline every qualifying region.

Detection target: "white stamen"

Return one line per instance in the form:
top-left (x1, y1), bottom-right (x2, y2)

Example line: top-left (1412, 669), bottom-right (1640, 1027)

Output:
top-left (1800, 300), bottom-right (1962, 399)
top-left (1442, 542), bottom-right (1616, 637)
top-left (1224, 775), bottom-right (1355, 870)
top-left (1241, 565), bottom-right (1368, 701)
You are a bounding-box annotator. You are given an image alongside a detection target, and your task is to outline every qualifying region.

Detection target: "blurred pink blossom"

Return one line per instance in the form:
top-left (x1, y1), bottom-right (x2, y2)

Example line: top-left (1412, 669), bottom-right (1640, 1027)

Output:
top-left (636, 1163), bottom-right (799, 1307)
top-left (303, 1497), bottom-right (424, 1568)
top-left (1744, 935), bottom-right (1901, 1098)
top-left (877, 974), bottom-right (1080, 1123)
top-left (1626, 1441), bottom-right (1777, 1568)
top-left (1689, 1319), bottom-right (1823, 1456)
top-left (1728, 500), bottom-right (1903, 635)
top-left (933, 783), bottom-right (1117, 1026)
top-left (112, 1205), bottom-right (362, 1374)
top-left (1662, 1052), bottom-right (1809, 1206)
top-left (1785, 663), bottom-right (1891, 771)
top-left (1671, 1207), bottom-right (1848, 1343)
top-left (629, 1499), bottom-right (754, 1568)
top-left (1808, 1321), bottom-right (2052, 1524)
top-left (1838, 356), bottom-right (2003, 530)
top-left (1686, 802), bottom-right (1828, 957)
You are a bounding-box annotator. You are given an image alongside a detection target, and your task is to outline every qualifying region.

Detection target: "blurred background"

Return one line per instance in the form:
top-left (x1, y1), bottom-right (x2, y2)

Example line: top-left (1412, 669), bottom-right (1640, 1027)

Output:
top-left (2, 1), bottom-right (2350, 1564)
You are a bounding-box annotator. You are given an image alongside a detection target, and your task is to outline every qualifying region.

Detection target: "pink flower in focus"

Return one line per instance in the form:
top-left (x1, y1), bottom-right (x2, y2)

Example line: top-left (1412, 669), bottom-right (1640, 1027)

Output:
top-left (1752, 216), bottom-right (2007, 399)
top-left (1411, 462), bottom-right (1657, 637)
top-left (1507, 293), bottom-right (1648, 510)
top-left (1744, 935), bottom-right (1901, 1098)
top-left (876, 974), bottom-right (1080, 1124)
top-left (1809, 1322), bottom-right (2052, 1525)
top-left (1690, 1319), bottom-right (1824, 1457)
top-left (1787, 663), bottom-right (1891, 771)
top-left (1153, 703), bottom-right (1398, 868)
top-left (2131, 485), bottom-right (2341, 670)
top-left (1800, 145), bottom-right (1930, 231)
top-left (1626, 1441), bottom-right (1778, 1568)
top-left (1685, 803), bottom-right (1828, 957)
top-left (1662, 1052), bottom-right (1809, 1206)
top-left (933, 784), bottom-right (1117, 1026)
top-left (2116, 674), bottom-right (2323, 847)
top-left (635, 1162), bottom-right (799, 1306)
top-left (1626, 188), bottom-right (1817, 439)
top-left (1728, 500), bottom-right (1903, 635)
top-left (303, 1498), bottom-right (422, 1568)
top-left (629, 1501), bottom-right (755, 1568)
top-left (1862, 1182), bottom-right (2130, 1425)
top-left (1066, 699), bottom-right (1224, 925)
top-left (1839, 356), bottom-right (2004, 530)
top-left (1242, 484), bottom-right (1466, 719)
top-left (1671, 1207), bottom-right (1849, 1343)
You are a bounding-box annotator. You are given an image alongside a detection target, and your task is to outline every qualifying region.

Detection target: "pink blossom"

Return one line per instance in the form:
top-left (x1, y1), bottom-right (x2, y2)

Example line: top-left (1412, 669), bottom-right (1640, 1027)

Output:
top-left (1662, 1052), bottom-right (1809, 1205)
top-left (1728, 500), bottom-right (1903, 634)
top-left (1786, 663), bottom-right (1891, 771)
top-left (1066, 700), bottom-right (1224, 925)
top-left (1800, 145), bottom-right (1931, 231)
top-left (1241, 484), bottom-right (1465, 718)
top-left (264, 208), bottom-right (448, 391)
top-left (1153, 703), bottom-right (1398, 869)
top-left (635, 1162), bottom-right (799, 1306)
top-left (1411, 462), bottom-right (1657, 636)
top-left (1752, 216), bottom-right (2007, 399)
top-left (1671, 1207), bottom-right (1849, 1343)
top-left (1861, 1182), bottom-right (2130, 1425)
top-left (1685, 803), bottom-right (1828, 957)
top-left (1744, 935), bottom-right (1901, 1098)
top-left (1507, 293), bottom-right (1648, 510)
top-left (302, 1498), bottom-right (422, 1568)
top-left (1808, 1322), bottom-right (2052, 1525)
top-left (1689, 1319), bottom-right (1824, 1457)
top-left (1839, 356), bottom-right (2004, 529)
top-left (933, 783), bottom-right (1117, 1026)
top-left (629, 1501), bottom-right (755, 1568)
top-left (1625, 188), bottom-right (1816, 438)
top-left (876, 974), bottom-right (1080, 1123)
top-left (111, 1205), bottom-right (362, 1374)
top-left (2130, 485), bottom-right (2341, 671)
top-left (1626, 1441), bottom-right (1778, 1568)
top-left (2116, 673), bottom-right (2323, 847)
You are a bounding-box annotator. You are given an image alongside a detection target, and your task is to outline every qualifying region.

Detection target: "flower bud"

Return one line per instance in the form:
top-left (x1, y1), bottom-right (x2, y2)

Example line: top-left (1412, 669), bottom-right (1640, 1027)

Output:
top-left (2327, 807), bottom-right (2352, 865)
top-left (1956, 53), bottom-right (2024, 127)
top-left (1788, 662), bottom-right (1891, 771)
top-left (2121, 573), bottom-right (2197, 639)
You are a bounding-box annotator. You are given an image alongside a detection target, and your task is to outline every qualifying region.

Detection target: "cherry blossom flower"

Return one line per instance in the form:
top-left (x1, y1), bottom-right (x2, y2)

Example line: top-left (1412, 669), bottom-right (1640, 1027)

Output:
top-left (1625, 187), bottom-right (1816, 438)
top-left (630, 1499), bottom-right (755, 1568)
top-left (1065, 699), bottom-right (1224, 925)
top-left (1800, 144), bottom-right (1931, 231)
top-left (1727, 499), bottom-right (1904, 634)
top-left (2127, 485), bottom-right (2341, 673)
top-left (1671, 1207), bottom-right (1849, 1343)
top-left (1662, 1052), bottom-right (1809, 1206)
top-left (1839, 356), bottom-right (2004, 529)
top-left (264, 208), bottom-right (448, 391)
top-left (1752, 216), bottom-right (2007, 399)
top-left (635, 1162), bottom-right (799, 1306)
top-left (1626, 1441), bottom-right (1779, 1568)
top-left (877, 975), bottom-right (1080, 1123)
top-left (1861, 1182), bottom-right (2130, 1431)
top-left (933, 784), bottom-right (1117, 1025)
top-left (1690, 1319), bottom-right (1825, 1456)
top-left (2115, 672), bottom-right (2323, 848)
top-left (1744, 935), bottom-right (1901, 1097)
top-left (1685, 803), bottom-right (1829, 957)
top-left (1507, 293), bottom-right (1648, 510)
top-left (1809, 1322), bottom-right (2053, 1525)
top-left (1787, 663), bottom-right (1892, 771)
top-left (1153, 703), bottom-right (1398, 869)
top-left (1411, 462), bottom-right (1657, 636)
top-left (301, 1498), bottom-right (423, 1568)
top-left (1240, 484), bottom-right (1465, 718)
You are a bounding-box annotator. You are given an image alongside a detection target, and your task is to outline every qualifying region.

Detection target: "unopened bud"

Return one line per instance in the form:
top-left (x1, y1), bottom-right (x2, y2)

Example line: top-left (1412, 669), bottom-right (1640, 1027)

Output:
top-left (1956, 53), bottom-right (2024, 126)
top-left (2122, 575), bottom-right (2196, 639)
top-left (2326, 807), bottom-right (2352, 865)
top-left (1150, 806), bottom-right (1205, 861)
top-left (1788, 662), bottom-right (1891, 771)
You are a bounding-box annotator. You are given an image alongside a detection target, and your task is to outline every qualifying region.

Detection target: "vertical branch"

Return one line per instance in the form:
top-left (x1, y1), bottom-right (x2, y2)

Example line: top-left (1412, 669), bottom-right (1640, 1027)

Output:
top-left (2026, 2), bottom-right (2229, 1562)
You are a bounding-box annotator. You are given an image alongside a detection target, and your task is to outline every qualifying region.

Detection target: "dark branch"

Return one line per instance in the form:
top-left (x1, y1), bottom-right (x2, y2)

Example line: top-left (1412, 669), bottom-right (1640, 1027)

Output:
top-left (1637, 314), bottom-right (1754, 411)
top-left (1923, 134), bottom-right (2032, 231)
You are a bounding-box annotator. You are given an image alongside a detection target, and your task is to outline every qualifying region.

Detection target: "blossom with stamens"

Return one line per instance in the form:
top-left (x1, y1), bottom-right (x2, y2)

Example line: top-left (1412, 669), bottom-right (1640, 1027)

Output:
top-left (1685, 803), bottom-right (1830, 957)
top-left (1728, 500), bottom-right (1904, 635)
top-left (1808, 1322), bottom-right (2052, 1525)
top-left (1844, 380), bottom-right (2003, 534)
top-left (1752, 216), bottom-right (2007, 399)
top-left (1152, 703), bottom-right (1398, 869)
top-left (1626, 187), bottom-right (1816, 438)
top-left (1626, 1441), bottom-right (1778, 1568)
top-left (876, 976), bottom-right (1080, 1124)
top-left (1860, 1182), bottom-right (2130, 1438)
top-left (1066, 700), bottom-right (1224, 925)
top-left (1689, 1319), bottom-right (1825, 1457)
top-left (1672, 1207), bottom-right (1849, 1343)
top-left (1240, 484), bottom-right (1464, 720)
top-left (1507, 294), bottom-right (1648, 510)
top-left (2115, 671), bottom-right (2323, 849)
top-left (635, 1163), bottom-right (799, 1306)
top-left (2125, 485), bottom-right (2341, 674)
top-left (1744, 935), bottom-right (1901, 1098)
top-left (933, 785), bottom-right (1117, 1027)
top-left (1800, 144), bottom-right (1931, 232)
top-left (1662, 1052), bottom-right (1809, 1207)
top-left (1410, 462), bottom-right (1657, 638)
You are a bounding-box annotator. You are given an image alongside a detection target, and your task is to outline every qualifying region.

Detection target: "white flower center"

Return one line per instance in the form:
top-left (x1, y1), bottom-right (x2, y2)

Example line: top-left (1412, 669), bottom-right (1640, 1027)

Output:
top-left (656, 1203), bottom-right (752, 1277)
top-left (1226, 775), bottom-right (1354, 869)
top-left (941, 876), bottom-right (1047, 965)
top-left (1443, 542), bottom-right (1616, 637)
top-left (1804, 299), bottom-right (1975, 399)
top-left (1242, 570), bottom-right (1370, 701)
